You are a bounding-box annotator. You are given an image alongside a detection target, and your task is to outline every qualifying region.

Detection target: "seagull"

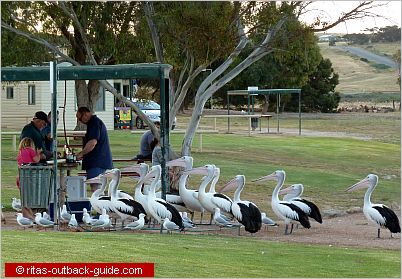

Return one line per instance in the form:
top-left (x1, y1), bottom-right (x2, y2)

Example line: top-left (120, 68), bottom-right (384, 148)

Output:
top-left (180, 212), bottom-right (196, 229)
top-left (16, 213), bottom-right (34, 229)
top-left (68, 214), bottom-right (78, 229)
top-left (91, 209), bottom-right (113, 230)
top-left (82, 208), bottom-right (98, 226)
top-left (60, 204), bottom-right (71, 223)
top-left (213, 208), bottom-right (234, 228)
top-left (347, 174), bottom-right (401, 238)
top-left (261, 212), bottom-right (278, 227)
top-left (163, 217), bottom-right (180, 233)
top-left (34, 212), bottom-right (55, 229)
top-left (124, 213), bottom-right (146, 230)
top-left (12, 197), bottom-right (22, 212)
top-left (42, 212), bottom-right (51, 221)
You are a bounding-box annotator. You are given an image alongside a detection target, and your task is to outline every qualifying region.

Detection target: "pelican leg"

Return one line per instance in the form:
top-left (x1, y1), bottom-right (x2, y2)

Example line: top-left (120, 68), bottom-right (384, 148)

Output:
top-left (209, 213), bottom-right (213, 225)
top-left (190, 212), bottom-right (194, 222)
top-left (377, 228), bottom-right (381, 238)
top-left (289, 224), bottom-right (294, 234)
top-left (200, 212), bottom-right (204, 224)
top-left (284, 224), bottom-right (289, 235)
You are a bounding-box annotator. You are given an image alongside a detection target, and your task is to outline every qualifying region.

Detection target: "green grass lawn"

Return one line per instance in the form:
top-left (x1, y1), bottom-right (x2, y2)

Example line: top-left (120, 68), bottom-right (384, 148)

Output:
top-left (1, 231), bottom-right (400, 278)
top-left (1, 112), bottom-right (400, 277)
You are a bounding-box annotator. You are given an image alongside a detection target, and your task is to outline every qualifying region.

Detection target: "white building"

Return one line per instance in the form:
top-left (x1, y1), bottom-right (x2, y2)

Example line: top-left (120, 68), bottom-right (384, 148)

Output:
top-left (1, 78), bottom-right (131, 131)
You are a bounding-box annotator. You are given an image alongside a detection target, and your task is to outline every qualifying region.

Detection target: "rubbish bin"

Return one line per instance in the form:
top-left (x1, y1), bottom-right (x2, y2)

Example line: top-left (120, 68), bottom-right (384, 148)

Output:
top-left (19, 165), bottom-right (53, 209)
top-left (251, 117), bottom-right (259, 130)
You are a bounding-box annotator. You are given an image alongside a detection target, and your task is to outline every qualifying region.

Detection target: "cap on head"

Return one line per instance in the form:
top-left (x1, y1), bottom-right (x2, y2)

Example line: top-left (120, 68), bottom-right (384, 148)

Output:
top-left (34, 111), bottom-right (49, 124)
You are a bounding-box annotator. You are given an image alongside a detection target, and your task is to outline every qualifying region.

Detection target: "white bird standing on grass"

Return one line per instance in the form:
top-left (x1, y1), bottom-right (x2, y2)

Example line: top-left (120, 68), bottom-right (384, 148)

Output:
top-left (34, 212), bottom-right (55, 229)
top-left (82, 208), bottom-right (98, 226)
top-left (346, 174), bottom-right (401, 238)
top-left (162, 217), bottom-right (180, 233)
top-left (16, 213), bottom-right (34, 229)
top-left (213, 208), bottom-right (234, 228)
top-left (261, 212), bottom-right (277, 227)
top-left (253, 170), bottom-right (310, 235)
top-left (60, 204), bottom-right (71, 223)
top-left (12, 197), bottom-right (22, 212)
top-left (124, 213), bottom-right (146, 230)
top-left (68, 214), bottom-right (78, 229)
top-left (91, 208), bottom-right (113, 230)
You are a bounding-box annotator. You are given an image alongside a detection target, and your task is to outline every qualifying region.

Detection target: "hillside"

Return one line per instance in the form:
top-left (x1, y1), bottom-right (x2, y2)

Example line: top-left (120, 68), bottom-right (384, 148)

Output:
top-left (318, 42), bottom-right (400, 93)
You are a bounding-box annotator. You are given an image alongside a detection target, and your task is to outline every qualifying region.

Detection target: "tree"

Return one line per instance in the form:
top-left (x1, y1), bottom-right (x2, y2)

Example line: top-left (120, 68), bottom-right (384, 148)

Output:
top-left (2, 1), bottom-right (382, 154)
top-left (301, 58), bottom-right (340, 113)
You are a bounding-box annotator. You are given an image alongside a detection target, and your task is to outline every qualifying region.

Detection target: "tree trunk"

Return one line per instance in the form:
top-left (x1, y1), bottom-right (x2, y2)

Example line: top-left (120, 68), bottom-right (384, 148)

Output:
top-left (262, 95), bottom-right (269, 114)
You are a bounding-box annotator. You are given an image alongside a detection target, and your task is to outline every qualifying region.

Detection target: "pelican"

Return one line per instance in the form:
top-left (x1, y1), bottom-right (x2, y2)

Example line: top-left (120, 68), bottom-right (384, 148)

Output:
top-left (279, 183), bottom-right (322, 224)
top-left (167, 156), bottom-right (206, 222)
top-left (253, 170), bottom-right (310, 235)
top-left (124, 213), bottom-right (146, 230)
top-left (87, 174), bottom-right (114, 215)
top-left (126, 163), bottom-right (152, 217)
top-left (220, 175), bottom-right (262, 233)
top-left (184, 165), bottom-right (232, 218)
top-left (143, 165), bottom-right (184, 230)
top-left (346, 174), bottom-right (401, 238)
top-left (104, 168), bottom-right (146, 224)
top-left (16, 213), bottom-right (34, 229)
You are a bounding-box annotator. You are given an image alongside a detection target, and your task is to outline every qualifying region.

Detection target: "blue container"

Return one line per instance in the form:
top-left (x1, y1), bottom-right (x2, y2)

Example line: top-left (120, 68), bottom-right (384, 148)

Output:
top-left (49, 200), bottom-right (91, 222)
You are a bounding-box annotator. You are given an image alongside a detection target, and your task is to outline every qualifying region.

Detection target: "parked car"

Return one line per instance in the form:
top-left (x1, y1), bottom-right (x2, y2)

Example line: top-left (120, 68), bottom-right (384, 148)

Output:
top-left (132, 99), bottom-right (176, 130)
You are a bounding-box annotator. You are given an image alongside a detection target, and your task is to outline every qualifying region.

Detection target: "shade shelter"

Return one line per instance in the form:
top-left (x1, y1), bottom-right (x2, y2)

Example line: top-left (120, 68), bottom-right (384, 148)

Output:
top-left (227, 89), bottom-right (302, 135)
top-left (2, 63), bottom-right (173, 227)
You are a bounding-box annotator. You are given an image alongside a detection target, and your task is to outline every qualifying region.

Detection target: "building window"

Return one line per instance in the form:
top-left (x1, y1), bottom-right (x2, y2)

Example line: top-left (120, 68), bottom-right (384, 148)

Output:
top-left (123, 85), bottom-right (130, 98)
top-left (6, 87), bottom-right (14, 99)
top-left (95, 86), bottom-right (105, 111)
top-left (28, 85), bottom-right (35, 105)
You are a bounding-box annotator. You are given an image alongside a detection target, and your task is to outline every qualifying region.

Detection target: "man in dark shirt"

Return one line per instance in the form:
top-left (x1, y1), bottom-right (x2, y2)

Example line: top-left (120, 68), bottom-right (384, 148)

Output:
top-left (20, 111), bottom-right (49, 161)
top-left (76, 107), bottom-right (113, 192)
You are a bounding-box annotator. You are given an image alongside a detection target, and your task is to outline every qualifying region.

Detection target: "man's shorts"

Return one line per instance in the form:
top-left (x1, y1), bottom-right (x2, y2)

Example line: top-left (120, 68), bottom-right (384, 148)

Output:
top-left (86, 167), bottom-right (107, 179)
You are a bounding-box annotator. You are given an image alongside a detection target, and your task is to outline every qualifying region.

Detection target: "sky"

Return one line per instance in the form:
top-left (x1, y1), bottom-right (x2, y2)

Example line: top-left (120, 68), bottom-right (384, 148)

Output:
top-left (298, 1), bottom-right (401, 34)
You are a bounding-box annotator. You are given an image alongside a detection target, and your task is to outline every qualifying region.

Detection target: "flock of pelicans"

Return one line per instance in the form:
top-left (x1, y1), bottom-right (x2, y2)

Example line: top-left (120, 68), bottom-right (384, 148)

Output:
top-left (14, 156), bottom-right (400, 238)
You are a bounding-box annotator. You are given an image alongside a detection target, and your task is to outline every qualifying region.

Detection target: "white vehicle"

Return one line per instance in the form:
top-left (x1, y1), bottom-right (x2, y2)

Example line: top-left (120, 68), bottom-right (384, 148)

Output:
top-left (133, 99), bottom-right (176, 130)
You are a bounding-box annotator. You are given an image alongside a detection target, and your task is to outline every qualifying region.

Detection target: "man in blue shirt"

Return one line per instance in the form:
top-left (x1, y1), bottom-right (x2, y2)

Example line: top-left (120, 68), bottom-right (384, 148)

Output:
top-left (76, 107), bottom-right (113, 192)
top-left (20, 111), bottom-right (49, 161)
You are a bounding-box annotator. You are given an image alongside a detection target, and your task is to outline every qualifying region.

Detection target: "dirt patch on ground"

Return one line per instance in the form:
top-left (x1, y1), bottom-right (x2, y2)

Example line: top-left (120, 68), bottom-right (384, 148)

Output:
top-left (2, 211), bottom-right (399, 250)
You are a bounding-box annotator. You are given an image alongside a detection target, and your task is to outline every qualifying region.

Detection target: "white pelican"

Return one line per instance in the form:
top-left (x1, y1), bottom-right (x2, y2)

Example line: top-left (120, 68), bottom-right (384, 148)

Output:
top-left (253, 170), bottom-right (310, 235)
top-left (104, 168), bottom-right (146, 223)
top-left (167, 156), bottom-right (206, 222)
top-left (143, 165), bottom-right (184, 230)
top-left (87, 174), bottom-right (114, 215)
top-left (346, 174), bottom-right (401, 238)
top-left (279, 184), bottom-right (322, 224)
top-left (184, 165), bottom-right (233, 218)
top-left (220, 175), bottom-right (262, 233)
top-left (124, 213), bottom-right (146, 230)
top-left (16, 213), bottom-right (34, 229)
